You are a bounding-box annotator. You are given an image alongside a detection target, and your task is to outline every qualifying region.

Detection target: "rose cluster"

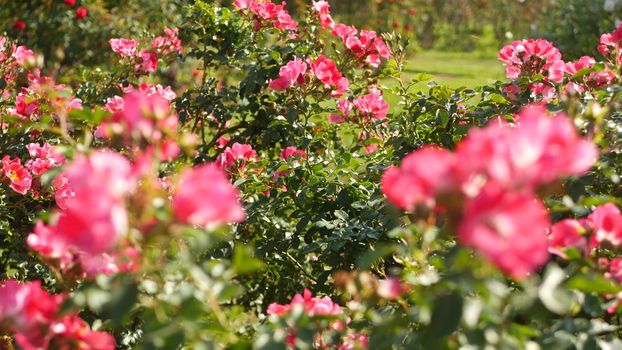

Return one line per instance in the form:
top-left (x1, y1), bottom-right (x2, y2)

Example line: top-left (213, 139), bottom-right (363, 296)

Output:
top-left (382, 105), bottom-right (597, 278)
top-left (109, 27), bottom-right (183, 74)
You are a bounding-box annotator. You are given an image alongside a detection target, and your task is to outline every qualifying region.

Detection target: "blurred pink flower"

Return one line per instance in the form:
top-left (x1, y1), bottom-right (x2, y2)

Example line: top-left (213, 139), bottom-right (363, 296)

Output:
top-left (172, 163), bottom-right (246, 227)
top-left (377, 276), bottom-right (408, 300)
top-left (381, 147), bottom-right (457, 210)
top-left (458, 184), bottom-right (550, 279)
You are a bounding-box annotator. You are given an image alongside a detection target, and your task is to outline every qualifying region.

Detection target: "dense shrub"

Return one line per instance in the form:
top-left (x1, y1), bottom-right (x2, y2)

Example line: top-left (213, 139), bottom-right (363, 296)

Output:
top-left (539, 0), bottom-right (622, 60)
top-left (3, 1), bottom-right (622, 349)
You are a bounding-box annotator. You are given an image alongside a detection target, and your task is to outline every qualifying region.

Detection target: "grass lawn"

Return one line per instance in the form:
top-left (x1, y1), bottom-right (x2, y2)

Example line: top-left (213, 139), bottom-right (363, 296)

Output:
top-left (382, 50), bottom-right (507, 108)
top-left (402, 50), bottom-right (506, 87)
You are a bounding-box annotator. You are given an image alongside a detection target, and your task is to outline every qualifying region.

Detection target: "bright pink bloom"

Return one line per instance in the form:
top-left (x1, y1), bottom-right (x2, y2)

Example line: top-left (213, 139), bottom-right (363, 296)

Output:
top-left (109, 38), bottom-right (138, 57)
top-left (353, 92), bottom-right (389, 121)
top-left (266, 303), bottom-right (291, 316)
top-left (606, 258), bottom-right (622, 284)
top-left (26, 221), bottom-right (72, 265)
top-left (75, 6), bottom-right (87, 19)
top-left (216, 137), bottom-right (230, 149)
top-left (602, 26), bottom-right (622, 45)
top-left (25, 143), bottom-right (65, 176)
top-left (381, 147), bottom-right (457, 210)
top-left (333, 76), bottom-right (350, 97)
top-left (52, 175), bottom-right (74, 211)
top-left (498, 39), bottom-right (564, 83)
top-left (172, 163), bottom-right (246, 226)
top-left (109, 90), bottom-right (173, 138)
top-left (135, 82), bottom-right (177, 100)
top-left (62, 150), bottom-right (133, 201)
top-left (2, 156), bottom-right (32, 194)
top-left (458, 184), bottom-right (550, 279)
top-left (12, 45), bottom-right (35, 67)
top-left (267, 289), bottom-right (343, 317)
top-left (252, 1), bottom-right (279, 20)
top-left (67, 97), bottom-right (83, 111)
top-left (528, 82), bottom-right (557, 101)
top-left (105, 95), bottom-right (124, 113)
top-left (268, 58), bottom-right (307, 90)
top-left (0, 280), bottom-right (62, 347)
top-left (137, 49), bottom-right (158, 72)
top-left (274, 7), bottom-right (298, 30)
top-left (0, 280), bottom-right (61, 331)
top-left (64, 0), bottom-right (76, 7)
top-left (14, 90), bottom-right (39, 118)
top-left (309, 55), bottom-right (344, 85)
top-left (313, 1), bottom-right (334, 29)
top-left (364, 144), bottom-right (378, 154)
top-left (234, 0), bottom-right (297, 31)
top-left (308, 56), bottom-right (349, 97)
top-left (564, 56), bottom-right (596, 75)
top-left (56, 169), bottom-right (129, 255)
top-left (28, 151), bottom-right (133, 262)
top-left (330, 26), bottom-right (390, 67)
top-left (548, 219), bottom-right (589, 258)
top-left (151, 27), bottom-right (183, 56)
top-left (329, 99), bottom-right (352, 124)
top-left (0, 280), bottom-right (115, 350)
top-left (589, 203), bottom-right (622, 247)
top-left (332, 24), bottom-right (358, 41)
top-left (564, 56), bottom-right (614, 92)
top-left (599, 24), bottom-right (622, 69)
top-left (216, 142), bottom-right (257, 170)
top-left (338, 333), bottom-right (369, 350)
top-left (233, 0), bottom-right (253, 9)
top-left (280, 146), bottom-right (307, 160)
top-left (357, 30), bottom-right (391, 67)
top-left (456, 104), bottom-right (597, 189)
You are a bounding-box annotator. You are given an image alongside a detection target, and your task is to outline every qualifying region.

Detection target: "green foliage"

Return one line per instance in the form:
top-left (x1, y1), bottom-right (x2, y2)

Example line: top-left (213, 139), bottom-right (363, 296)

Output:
top-left (539, 0), bottom-right (622, 60)
top-left (4, 1), bottom-right (622, 349)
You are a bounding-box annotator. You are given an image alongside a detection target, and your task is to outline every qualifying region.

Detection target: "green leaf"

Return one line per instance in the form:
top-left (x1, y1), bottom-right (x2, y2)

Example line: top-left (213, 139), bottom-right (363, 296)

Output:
top-left (487, 93), bottom-right (508, 104)
top-left (436, 109), bottom-right (450, 127)
top-left (234, 245), bottom-right (264, 274)
top-left (356, 244), bottom-right (395, 269)
top-left (566, 274), bottom-right (621, 294)
top-left (424, 292), bottom-right (463, 344)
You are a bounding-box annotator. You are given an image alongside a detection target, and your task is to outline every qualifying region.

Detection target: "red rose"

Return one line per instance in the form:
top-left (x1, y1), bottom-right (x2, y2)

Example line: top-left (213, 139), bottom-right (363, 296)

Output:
top-left (75, 6), bottom-right (87, 19)
top-left (13, 21), bottom-right (26, 30)
top-left (64, 0), bottom-right (76, 7)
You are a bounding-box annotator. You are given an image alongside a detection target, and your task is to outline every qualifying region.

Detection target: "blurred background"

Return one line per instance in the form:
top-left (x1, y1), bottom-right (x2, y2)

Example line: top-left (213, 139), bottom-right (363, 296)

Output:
top-left (2, 0), bottom-right (621, 87)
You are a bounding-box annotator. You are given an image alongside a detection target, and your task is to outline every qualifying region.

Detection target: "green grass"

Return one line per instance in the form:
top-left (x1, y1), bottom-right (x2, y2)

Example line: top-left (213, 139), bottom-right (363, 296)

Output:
top-left (402, 50), bottom-right (506, 87)
top-left (382, 50), bottom-right (507, 108)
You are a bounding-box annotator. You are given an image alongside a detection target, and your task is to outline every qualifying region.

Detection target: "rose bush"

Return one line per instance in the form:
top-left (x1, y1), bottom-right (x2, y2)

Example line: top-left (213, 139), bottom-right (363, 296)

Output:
top-left (2, 1), bottom-right (622, 349)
